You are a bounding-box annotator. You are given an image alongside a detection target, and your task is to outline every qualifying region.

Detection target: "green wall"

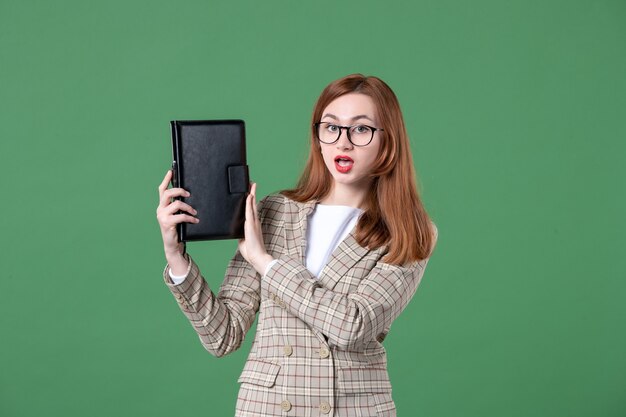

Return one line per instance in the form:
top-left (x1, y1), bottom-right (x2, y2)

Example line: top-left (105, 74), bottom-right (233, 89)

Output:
top-left (1, 1), bottom-right (624, 416)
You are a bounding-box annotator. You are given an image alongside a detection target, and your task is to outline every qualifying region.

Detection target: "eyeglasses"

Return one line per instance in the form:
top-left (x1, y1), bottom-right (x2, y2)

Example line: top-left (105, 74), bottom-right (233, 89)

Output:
top-left (314, 122), bottom-right (384, 147)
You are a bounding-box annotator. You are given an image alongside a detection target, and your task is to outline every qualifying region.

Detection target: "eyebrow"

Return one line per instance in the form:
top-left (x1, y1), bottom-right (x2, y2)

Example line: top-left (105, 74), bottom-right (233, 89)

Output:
top-left (321, 113), bottom-right (375, 123)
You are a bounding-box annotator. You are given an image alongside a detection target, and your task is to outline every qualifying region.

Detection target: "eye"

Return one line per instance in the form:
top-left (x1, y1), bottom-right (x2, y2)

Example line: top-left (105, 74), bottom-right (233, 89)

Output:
top-left (326, 123), bottom-right (339, 132)
top-left (352, 125), bottom-right (371, 134)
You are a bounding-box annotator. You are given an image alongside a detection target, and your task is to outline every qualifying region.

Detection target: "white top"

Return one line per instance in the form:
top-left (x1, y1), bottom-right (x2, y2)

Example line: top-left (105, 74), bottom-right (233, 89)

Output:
top-left (168, 203), bottom-right (363, 284)
top-left (304, 204), bottom-right (363, 277)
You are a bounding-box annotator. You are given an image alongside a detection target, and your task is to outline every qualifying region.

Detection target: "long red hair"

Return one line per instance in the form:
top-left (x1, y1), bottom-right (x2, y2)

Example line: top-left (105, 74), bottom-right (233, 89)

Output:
top-left (282, 74), bottom-right (436, 265)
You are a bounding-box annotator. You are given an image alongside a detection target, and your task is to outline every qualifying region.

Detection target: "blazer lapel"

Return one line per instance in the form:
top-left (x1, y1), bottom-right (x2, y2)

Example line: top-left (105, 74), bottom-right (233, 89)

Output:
top-left (283, 197), bottom-right (316, 262)
top-left (281, 196), bottom-right (388, 345)
top-left (283, 195), bottom-right (385, 289)
top-left (317, 229), bottom-right (371, 290)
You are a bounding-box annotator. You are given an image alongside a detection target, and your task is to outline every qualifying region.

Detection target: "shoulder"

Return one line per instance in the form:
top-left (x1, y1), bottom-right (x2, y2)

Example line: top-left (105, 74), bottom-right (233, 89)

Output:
top-left (258, 193), bottom-right (296, 213)
top-left (430, 221), bottom-right (438, 245)
top-left (258, 192), bottom-right (314, 217)
top-left (406, 220), bottom-right (438, 272)
top-left (429, 221), bottom-right (439, 254)
top-left (258, 192), bottom-right (286, 210)
top-left (378, 220), bottom-right (438, 273)
top-left (257, 192), bottom-right (300, 222)
top-left (256, 193), bottom-right (283, 222)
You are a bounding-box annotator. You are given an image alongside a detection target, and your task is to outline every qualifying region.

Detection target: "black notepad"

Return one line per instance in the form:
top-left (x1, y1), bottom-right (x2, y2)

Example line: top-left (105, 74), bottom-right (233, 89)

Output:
top-left (170, 120), bottom-right (249, 241)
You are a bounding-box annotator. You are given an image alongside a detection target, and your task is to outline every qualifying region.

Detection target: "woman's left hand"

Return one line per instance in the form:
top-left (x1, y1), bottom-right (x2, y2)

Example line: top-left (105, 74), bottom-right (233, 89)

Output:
top-left (238, 182), bottom-right (275, 276)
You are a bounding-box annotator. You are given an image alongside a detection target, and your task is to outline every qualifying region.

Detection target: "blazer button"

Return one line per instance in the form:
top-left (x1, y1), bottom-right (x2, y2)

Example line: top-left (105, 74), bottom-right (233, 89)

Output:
top-left (281, 400), bottom-right (292, 411)
top-left (283, 345), bottom-right (293, 356)
top-left (319, 401), bottom-right (331, 414)
top-left (319, 346), bottom-right (330, 358)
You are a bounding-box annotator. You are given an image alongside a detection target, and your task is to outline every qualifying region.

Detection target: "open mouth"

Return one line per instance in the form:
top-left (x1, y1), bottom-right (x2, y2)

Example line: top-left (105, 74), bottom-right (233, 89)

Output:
top-left (334, 155), bottom-right (354, 172)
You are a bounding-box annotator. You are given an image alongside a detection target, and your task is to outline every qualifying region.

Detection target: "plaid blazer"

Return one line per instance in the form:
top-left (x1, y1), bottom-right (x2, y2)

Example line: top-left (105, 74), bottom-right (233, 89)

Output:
top-left (163, 193), bottom-right (436, 417)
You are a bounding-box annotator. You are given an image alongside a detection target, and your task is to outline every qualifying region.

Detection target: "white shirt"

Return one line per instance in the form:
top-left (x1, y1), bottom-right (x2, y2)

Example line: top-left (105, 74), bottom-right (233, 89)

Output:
top-left (303, 203), bottom-right (362, 277)
top-left (168, 203), bottom-right (363, 284)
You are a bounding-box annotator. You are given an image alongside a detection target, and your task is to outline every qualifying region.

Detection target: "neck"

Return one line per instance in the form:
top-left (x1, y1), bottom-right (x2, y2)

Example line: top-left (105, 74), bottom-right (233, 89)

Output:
top-left (320, 181), bottom-right (372, 209)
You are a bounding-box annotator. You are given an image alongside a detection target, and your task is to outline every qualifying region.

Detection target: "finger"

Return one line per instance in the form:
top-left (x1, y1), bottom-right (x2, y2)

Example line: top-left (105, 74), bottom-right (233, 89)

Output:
top-left (171, 213), bottom-right (200, 224)
top-left (164, 200), bottom-right (197, 216)
top-left (159, 187), bottom-right (190, 208)
top-left (160, 213), bottom-right (199, 228)
top-left (158, 170), bottom-right (173, 197)
top-left (251, 183), bottom-right (258, 220)
top-left (157, 209), bottom-right (198, 227)
top-left (245, 192), bottom-right (254, 225)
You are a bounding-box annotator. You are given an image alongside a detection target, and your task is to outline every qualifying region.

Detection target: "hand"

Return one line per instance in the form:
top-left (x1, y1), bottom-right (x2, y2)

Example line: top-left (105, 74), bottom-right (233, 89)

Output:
top-left (238, 182), bottom-right (274, 275)
top-left (156, 169), bottom-right (199, 259)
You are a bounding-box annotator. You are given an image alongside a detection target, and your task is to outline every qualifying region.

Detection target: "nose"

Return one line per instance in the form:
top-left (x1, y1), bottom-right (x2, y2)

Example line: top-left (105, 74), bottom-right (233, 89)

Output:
top-left (336, 127), bottom-right (353, 149)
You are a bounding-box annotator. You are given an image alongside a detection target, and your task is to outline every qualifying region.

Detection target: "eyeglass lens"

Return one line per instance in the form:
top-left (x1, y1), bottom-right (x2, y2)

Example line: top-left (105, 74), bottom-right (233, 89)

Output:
top-left (316, 123), bottom-right (374, 146)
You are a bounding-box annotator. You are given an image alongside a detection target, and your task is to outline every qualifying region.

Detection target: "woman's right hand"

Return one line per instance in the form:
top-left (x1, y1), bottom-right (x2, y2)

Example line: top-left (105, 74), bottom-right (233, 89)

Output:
top-left (156, 169), bottom-right (199, 260)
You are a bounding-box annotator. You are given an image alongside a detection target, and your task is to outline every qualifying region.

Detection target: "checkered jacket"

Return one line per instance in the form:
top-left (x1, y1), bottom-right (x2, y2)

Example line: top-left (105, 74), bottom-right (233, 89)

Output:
top-left (163, 193), bottom-right (436, 417)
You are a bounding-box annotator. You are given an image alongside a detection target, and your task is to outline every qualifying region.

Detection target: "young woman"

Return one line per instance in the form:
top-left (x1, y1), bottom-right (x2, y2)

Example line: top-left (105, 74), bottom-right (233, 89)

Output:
top-left (156, 74), bottom-right (438, 417)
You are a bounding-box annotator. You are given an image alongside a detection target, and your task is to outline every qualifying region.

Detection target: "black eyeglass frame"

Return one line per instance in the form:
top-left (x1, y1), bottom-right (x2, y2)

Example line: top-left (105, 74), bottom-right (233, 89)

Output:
top-left (313, 122), bottom-right (384, 147)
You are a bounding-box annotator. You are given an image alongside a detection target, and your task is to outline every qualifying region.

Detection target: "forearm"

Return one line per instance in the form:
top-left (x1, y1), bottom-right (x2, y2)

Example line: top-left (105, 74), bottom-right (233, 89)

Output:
top-left (165, 246), bottom-right (189, 276)
top-left (262, 257), bottom-right (426, 349)
top-left (163, 253), bottom-right (260, 357)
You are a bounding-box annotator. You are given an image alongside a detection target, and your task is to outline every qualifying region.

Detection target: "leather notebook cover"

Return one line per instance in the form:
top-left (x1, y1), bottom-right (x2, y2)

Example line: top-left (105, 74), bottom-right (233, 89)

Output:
top-left (170, 120), bottom-right (249, 241)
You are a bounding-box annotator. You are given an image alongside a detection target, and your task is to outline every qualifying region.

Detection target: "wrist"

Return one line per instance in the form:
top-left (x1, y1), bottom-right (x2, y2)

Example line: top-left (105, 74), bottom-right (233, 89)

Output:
top-left (165, 247), bottom-right (186, 266)
top-left (164, 242), bottom-right (184, 258)
top-left (253, 253), bottom-right (275, 276)
top-left (167, 253), bottom-right (189, 276)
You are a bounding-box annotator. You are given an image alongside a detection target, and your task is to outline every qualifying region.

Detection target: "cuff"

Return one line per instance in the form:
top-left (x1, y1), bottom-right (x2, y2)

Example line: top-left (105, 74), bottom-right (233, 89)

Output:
top-left (261, 257), bottom-right (316, 304)
top-left (163, 253), bottom-right (193, 287)
top-left (168, 267), bottom-right (190, 285)
top-left (263, 259), bottom-right (279, 278)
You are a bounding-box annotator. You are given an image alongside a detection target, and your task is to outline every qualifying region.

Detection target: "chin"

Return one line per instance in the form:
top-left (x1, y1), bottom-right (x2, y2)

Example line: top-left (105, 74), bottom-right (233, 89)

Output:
top-left (331, 173), bottom-right (365, 187)
top-left (324, 163), bottom-right (367, 187)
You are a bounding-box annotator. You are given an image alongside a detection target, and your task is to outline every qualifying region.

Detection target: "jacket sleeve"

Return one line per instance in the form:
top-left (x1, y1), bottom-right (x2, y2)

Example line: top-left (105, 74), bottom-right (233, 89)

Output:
top-left (261, 224), bottom-right (438, 350)
top-left (162, 198), bottom-right (270, 357)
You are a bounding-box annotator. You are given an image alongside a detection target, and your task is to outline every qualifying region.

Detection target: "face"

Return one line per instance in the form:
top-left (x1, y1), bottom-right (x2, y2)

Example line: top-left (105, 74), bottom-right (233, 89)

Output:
top-left (318, 93), bottom-right (382, 191)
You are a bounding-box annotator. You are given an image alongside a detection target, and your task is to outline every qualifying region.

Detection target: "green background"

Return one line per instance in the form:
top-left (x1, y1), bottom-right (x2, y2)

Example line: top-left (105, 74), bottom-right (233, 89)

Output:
top-left (1, 0), bottom-right (625, 416)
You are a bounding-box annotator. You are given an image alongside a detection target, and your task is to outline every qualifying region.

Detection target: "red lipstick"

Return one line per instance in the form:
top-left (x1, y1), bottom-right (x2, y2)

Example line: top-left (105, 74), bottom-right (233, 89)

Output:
top-left (334, 155), bottom-right (354, 173)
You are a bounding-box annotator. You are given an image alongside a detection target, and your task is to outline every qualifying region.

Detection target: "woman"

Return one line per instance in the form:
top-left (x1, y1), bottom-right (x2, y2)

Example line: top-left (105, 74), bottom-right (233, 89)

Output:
top-left (156, 74), bottom-right (438, 417)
